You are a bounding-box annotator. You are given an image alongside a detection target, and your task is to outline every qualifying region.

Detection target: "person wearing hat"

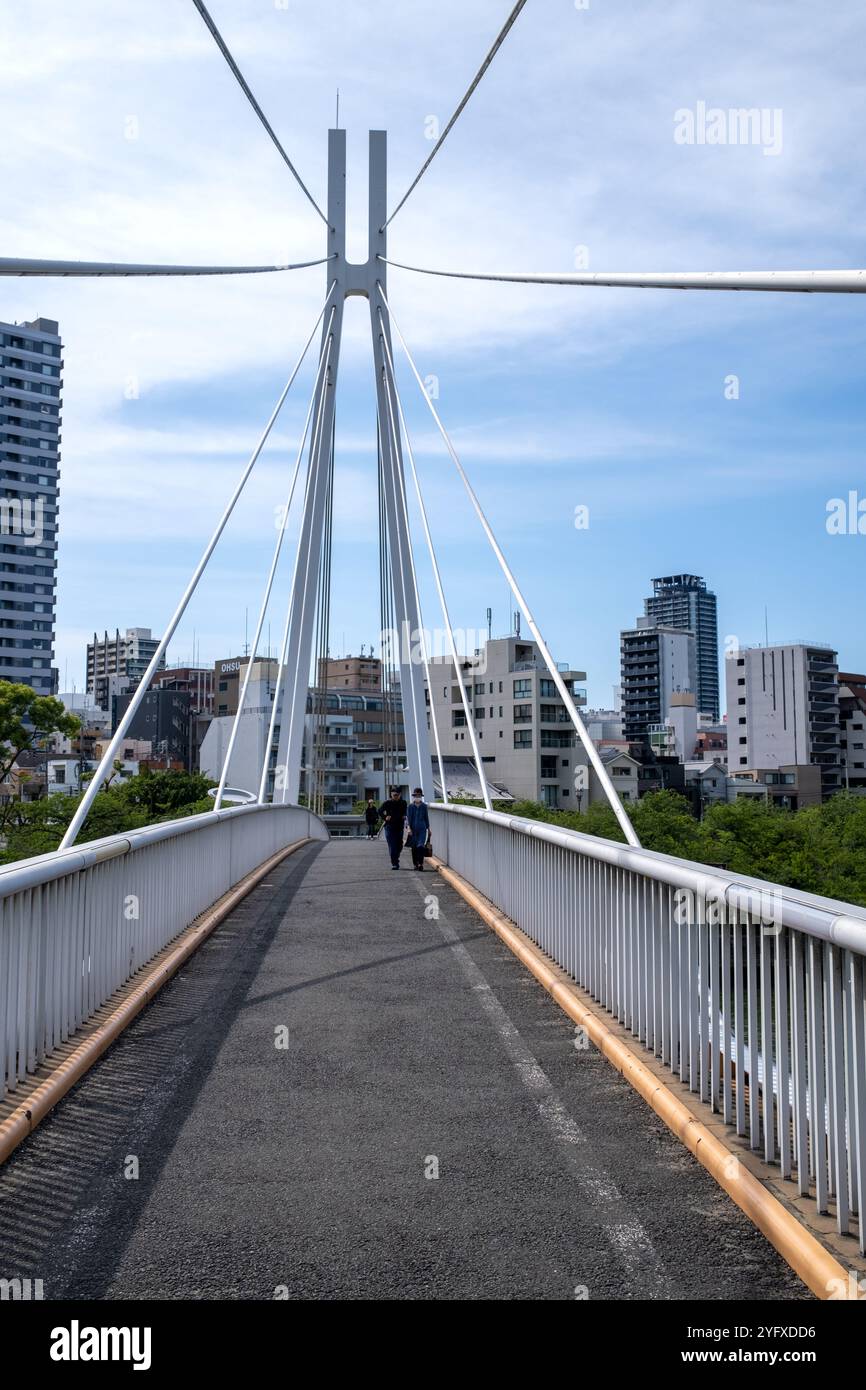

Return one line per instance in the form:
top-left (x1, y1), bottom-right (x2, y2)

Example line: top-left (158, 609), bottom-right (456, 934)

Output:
top-left (405, 787), bottom-right (431, 871)
top-left (378, 786), bottom-right (408, 870)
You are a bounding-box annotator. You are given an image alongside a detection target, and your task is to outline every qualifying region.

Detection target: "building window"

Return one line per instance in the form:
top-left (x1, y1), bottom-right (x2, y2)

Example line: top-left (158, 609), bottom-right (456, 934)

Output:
top-left (514, 703), bottom-right (532, 723)
top-left (514, 730), bottom-right (532, 749)
top-left (539, 679), bottom-right (557, 698)
top-left (474, 707), bottom-right (485, 719)
top-left (452, 710), bottom-right (466, 728)
top-left (513, 679), bottom-right (531, 698)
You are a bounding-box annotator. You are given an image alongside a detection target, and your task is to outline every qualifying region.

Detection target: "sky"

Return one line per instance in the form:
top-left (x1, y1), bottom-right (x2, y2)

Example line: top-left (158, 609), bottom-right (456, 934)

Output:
top-left (1, 0), bottom-right (864, 710)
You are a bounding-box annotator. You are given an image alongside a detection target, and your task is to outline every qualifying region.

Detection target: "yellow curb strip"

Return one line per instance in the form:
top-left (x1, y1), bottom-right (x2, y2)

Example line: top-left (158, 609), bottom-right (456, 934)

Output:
top-left (0, 837), bottom-right (313, 1167)
top-left (432, 856), bottom-right (855, 1301)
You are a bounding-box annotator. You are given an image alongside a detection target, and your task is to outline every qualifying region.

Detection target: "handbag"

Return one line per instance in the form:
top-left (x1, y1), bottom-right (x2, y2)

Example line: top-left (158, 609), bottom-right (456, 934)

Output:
top-left (421, 836), bottom-right (433, 858)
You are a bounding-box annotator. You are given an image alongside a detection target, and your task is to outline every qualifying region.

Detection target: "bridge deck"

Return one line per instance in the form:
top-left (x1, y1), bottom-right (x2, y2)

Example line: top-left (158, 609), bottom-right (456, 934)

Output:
top-left (0, 839), bottom-right (806, 1300)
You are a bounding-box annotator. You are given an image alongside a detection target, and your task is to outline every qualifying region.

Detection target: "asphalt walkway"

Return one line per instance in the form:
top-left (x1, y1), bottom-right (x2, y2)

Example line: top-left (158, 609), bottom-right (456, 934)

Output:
top-left (0, 838), bottom-right (806, 1300)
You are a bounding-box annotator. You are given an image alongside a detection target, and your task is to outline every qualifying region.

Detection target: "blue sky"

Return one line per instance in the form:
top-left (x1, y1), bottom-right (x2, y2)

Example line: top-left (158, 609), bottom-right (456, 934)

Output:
top-left (1, 0), bottom-right (864, 707)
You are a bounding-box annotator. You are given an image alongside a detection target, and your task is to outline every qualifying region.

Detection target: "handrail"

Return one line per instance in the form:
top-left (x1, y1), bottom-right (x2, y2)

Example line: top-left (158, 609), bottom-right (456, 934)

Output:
top-left (430, 801), bottom-right (866, 954)
top-left (0, 802), bottom-right (329, 900)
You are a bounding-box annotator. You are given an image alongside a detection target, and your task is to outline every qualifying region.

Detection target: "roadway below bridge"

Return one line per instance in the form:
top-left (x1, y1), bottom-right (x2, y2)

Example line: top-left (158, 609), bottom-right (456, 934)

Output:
top-left (0, 838), bottom-right (807, 1300)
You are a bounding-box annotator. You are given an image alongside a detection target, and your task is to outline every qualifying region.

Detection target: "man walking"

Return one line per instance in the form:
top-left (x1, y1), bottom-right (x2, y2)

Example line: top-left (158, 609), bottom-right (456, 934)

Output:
top-left (364, 797), bottom-right (379, 839)
top-left (405, 787), bottom-right (431, 871)
top-left (378, 786), bottom-right (408, 870)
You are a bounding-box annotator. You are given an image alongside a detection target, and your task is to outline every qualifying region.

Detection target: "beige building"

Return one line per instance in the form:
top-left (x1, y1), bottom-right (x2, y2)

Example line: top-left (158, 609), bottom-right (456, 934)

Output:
top-left (426, 636), bottom-right (587, 808)
top-left (319, 653), bottom-right (382, 691)
top-left (213, 656), bottom-right (279, 717)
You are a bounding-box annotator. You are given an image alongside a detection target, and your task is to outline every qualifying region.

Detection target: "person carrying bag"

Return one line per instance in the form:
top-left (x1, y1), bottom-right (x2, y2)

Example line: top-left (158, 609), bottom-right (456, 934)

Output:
top-left (405, 787), bottom-right (431, 872)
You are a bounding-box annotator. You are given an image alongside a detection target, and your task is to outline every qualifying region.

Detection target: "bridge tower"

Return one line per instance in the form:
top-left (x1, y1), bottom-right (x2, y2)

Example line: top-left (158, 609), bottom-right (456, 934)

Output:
top-left (272, 130), bottom-right (432, 805)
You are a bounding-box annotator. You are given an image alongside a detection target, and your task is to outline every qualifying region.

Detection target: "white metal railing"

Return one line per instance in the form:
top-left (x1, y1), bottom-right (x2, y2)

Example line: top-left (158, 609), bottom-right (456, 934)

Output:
top-left (0, 803), bottom-right (328, 1097)
top-left (430, 802), bottom-right (866, 1253)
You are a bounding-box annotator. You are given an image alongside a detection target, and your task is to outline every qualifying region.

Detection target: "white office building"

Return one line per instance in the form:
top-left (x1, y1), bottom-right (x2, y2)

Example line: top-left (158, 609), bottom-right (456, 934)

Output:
top-left (725, 643), bottom-right (841, 799)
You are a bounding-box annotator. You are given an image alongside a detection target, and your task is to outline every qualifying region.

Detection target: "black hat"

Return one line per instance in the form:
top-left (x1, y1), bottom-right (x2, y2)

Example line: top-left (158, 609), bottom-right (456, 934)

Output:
top-left (412, 787), bottom-right (424, 796)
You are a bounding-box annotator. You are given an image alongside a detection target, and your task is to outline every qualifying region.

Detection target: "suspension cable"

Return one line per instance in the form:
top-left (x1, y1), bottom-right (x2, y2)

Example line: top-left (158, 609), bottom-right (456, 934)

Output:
top-left (376, 387), bottom-right (428, 802)
top-left (377, 282), bottom-right (640, 846)
top-left (378, 314), bottom-right (490, 810)
top-left (377, 422), bottom-right (397, 791)
top-left (0, 255), bottom-right (334, 278)
top-left (378, 361), bottom-right (448, 804)
top-left (191, 0), bottom-right (328, 225)
top-left (275, 325), bottom-right (337, 805)
top-left (215, 300), bottom-right (335, 810)
top-left (255, 322), bottom-right (333, 806)
top-left (58, 288), bottom-right (334, 849)
top-left (382, 0), bottom-right (529, 232)
top-left (378, 258), bottom-right (866, 294)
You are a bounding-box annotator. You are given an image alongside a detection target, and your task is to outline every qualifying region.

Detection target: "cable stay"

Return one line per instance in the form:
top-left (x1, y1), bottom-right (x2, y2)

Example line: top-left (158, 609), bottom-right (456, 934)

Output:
top-left (377, 357), bottom-right (449, 806)
top-left (257, 328), bottom-right (336, 804)
top-left (377, 281), bottom-right (641, 848)
top-left (379, 258), bottom-right (866, 293)
top-left (0, 256), bottom-right (333, 277)
top-left (377, 321), bottom-right (484, 809)
top-left (190, 0), bottom-right (328, 225)
top-left (382, 0), bottom-right (529, 231)
top-left (216, 300), bottom-right (336, 811)
top-left (58, 287), bottom-right (335, 849)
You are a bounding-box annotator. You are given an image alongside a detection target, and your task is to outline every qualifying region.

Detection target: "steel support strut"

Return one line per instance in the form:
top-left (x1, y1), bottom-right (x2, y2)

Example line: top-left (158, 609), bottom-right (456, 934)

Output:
top-left (273, 130), bottom-right (345, 804)
top-left (366, 132), bottom-right (432, 798)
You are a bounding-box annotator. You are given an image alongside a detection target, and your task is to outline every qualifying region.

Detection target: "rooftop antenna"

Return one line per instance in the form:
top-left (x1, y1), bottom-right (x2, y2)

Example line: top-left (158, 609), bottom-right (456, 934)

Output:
top-left (243, 606), bottom-right (249, 656)
top-left (486, 606), bottom-right (492, 642)
top-left (764, 606), bottom-right (769, 648)
top-left (335, 88), bottom-right (340, 128)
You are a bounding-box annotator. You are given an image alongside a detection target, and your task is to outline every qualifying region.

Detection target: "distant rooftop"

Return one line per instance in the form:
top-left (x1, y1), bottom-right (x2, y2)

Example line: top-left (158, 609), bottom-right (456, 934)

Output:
top-left (651, 574), bottom-right (709, 592)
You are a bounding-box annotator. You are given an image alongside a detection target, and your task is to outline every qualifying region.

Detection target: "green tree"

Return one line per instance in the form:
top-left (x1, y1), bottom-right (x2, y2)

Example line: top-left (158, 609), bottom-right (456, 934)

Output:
top-left (0, 680), bottom-right (81, 836)
top-left (0, 767), bottom-right (217, 865)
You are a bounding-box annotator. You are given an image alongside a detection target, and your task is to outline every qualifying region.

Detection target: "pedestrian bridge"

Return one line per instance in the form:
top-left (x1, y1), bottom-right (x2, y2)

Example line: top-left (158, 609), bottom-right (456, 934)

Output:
top-left (0, 803), bottom-right (864, 1299)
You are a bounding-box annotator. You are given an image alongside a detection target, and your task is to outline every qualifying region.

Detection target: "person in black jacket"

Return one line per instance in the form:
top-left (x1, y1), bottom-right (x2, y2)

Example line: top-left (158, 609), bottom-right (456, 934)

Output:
top-left (364, 797), bottom-right (379, 839)
top-left (378, 787), bottom-right (408, 869)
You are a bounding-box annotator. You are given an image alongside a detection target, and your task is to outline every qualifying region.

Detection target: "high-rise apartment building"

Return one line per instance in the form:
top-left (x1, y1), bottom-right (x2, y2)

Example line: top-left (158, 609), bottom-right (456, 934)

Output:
top-left (87, 627), bottom-right (163, 708)
top-left (0, 316), bottom-right (62, 693)
top-left (644, 574), bottom-right (719, 719)
top-left (620, 620), bottom-right (696, 744)
top-left (725, 644), bottom-right (841, 799)
top-left (838, 672), bottom-right (866, 794)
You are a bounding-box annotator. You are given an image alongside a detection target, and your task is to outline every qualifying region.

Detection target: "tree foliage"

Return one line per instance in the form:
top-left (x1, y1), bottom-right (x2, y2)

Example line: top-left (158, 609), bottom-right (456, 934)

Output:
top-left (449, 790), bottom-right (866, 907)
top-left (0, 767), bottom-right (217, 864)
